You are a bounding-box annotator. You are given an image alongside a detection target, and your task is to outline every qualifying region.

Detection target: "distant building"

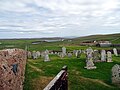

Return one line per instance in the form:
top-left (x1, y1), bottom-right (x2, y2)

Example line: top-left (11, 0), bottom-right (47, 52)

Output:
top-left (80, 40), bottom-right (112, 47)
top-left (80, 40), bottom-right (97, 46)
top-left (97, 41), bottom-right (112, 47)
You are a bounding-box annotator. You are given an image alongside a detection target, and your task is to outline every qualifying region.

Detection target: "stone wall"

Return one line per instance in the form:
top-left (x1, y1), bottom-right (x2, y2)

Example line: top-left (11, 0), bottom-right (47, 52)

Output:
top-left (0, 49), bottom-right (27, 90)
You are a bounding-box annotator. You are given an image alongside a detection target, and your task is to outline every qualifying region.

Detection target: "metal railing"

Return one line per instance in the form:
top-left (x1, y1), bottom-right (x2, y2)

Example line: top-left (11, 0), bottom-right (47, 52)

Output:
top-left (44, 65), bottom-right (68, 90)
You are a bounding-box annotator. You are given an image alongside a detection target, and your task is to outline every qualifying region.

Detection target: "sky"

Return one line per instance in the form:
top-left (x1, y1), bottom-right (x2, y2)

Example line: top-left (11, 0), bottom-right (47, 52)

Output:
top-left (0, 0), bottom-right (120, 39)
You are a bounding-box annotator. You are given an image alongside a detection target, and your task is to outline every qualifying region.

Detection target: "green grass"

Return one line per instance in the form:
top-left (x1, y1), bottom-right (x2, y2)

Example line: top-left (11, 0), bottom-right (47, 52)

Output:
top-left (0, 33), bottom-right (120, 90)
top-left (23, 54), bottom-right (120, 90)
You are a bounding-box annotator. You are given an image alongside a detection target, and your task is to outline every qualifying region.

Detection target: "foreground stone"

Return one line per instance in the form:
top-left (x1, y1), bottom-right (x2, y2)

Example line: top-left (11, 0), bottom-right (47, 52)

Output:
top-left (0, 48), bottom-right (27, 90)
top-left (112, 64), bottom-right (120, 86)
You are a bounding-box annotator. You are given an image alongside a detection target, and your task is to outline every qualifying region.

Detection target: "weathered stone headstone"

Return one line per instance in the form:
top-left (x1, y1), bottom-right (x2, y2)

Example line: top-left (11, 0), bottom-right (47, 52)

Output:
top-left (93, 50), bottom-right (100, 62)
top-left (84, 59), bottom-right (97, 69)
top-left (0, 49), bottom-right (27, 90)
top-left (60, 52), bottom-right (64, 58)
top-left (107, 51), bottom-right (113, 62)
top-left (55, 52), bottom-right (57, 54)
top-left (86, 48), bottom-right (94, 62)
top-left (50, 52), bottom-right (54, 54)
top-left (44, 51), bottom-right (50, 62)
top-left (27, 51), bottom-right (32, 59)
top-left (73, 50), bottom-right (77, 56)
top-left (85, 48), bottom-right (96, 69)
top-left (86, 47), bottom-right (93, 55)
top-left (45, 49), bottom-right (49, 54)
top-left (111, 64), bottom-right (120, 86)
top-left (32, 51), bottom-right (38, 59)
top-left (36, 51), bottom-right (41, 58)
top-left (101, 50), bottom-right (106, 62)
top-left (57, 52), bottom-right (61, 57)
top-left (76, 50), bottom-right (81, 58)
top-left (113, 48), bottom-right (118, 56)
top-left (68, 53), bottom-right (72, 58)
top-left (62, 47), bottom-right (66, 57)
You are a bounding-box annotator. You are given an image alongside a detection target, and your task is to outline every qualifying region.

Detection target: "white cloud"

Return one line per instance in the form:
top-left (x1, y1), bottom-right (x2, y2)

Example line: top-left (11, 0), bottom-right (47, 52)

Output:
top-left (0, 0), bottom-right (120, 38)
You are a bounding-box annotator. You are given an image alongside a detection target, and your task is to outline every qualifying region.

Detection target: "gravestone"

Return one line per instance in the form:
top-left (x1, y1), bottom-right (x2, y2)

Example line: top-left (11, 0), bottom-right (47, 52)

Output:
top-left (68, 53), bottom-right (72, 58)
top-left (101, 50), bottom-right (106, 62)
top-left (113, 48), bottom-right (118, 56)
top-left (107, 51), bottom-right (113, 62)
top-left (85, 48), bottom-right (96, 69)
top-left (45, 49), bottom-right (49, 54)
top-left (44, 51), bottom-right (50, 62)
top-left (55, 52), bottom-right (57, 54)
top-left (57, 52), bottom-right (60, 56)
top-left (50, 52), bottom-right (54, 54)
top-left (84, 59), bottom-right (97, 69)
top-left (27, 51), bottom-right (32, 59)
top-left (73, 50), bottom-right (77, 56)
top-left (32, 51), bottom-right (37, 59)
top-left (41, 52), bottom-right (45, 58)
top-left (75, 50), bottom-right (78, 57)
top-left (86, 47), bottom-right (94, 55)
top-left (62, 47), bottom-right (66, 57)
top-left (60, 52), bottom-right (65, 58)
top-left (36, 51), bottom-right (41, 58)
top-left (77, 50), bottom-right (81, 58)
top-left (111, 64), bottom-right (120, 86)
top-left (86, 48), bottom-right (94, 62)
top-left (93, 50), bottom-right (100, 62)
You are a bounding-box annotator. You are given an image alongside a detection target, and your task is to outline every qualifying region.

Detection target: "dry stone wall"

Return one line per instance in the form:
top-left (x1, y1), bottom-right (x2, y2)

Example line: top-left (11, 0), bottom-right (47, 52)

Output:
top-left (0, 48), bottom-right (27, 90)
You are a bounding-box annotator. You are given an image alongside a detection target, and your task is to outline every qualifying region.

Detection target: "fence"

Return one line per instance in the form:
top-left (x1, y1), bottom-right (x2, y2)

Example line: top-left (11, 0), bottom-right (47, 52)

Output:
top-left (44, 66), bottom-right (68, 90)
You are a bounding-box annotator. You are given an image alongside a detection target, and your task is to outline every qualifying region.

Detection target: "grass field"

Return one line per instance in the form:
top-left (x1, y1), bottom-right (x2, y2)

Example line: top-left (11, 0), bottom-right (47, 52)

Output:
top-left (0, 33), bottom-right (120, 90)
top-left (24, 54), bottom-right (120, 90)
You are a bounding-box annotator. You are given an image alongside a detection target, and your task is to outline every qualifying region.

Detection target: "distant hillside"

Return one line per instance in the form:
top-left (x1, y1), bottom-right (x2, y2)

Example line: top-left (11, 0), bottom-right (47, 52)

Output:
top-left (71, 33), bottom-right (120, 44)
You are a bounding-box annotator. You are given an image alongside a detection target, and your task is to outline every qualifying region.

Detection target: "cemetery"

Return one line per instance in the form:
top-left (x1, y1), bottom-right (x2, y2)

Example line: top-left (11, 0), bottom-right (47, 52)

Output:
top-left (1, 0), bottom-right (120, 89)
top-left (0, 33), bottom-right (120, 90)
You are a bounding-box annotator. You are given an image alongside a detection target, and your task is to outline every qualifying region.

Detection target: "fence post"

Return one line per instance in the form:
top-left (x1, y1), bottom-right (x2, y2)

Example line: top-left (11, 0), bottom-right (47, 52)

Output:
top-left (44, 65), bottom-right (68, 90)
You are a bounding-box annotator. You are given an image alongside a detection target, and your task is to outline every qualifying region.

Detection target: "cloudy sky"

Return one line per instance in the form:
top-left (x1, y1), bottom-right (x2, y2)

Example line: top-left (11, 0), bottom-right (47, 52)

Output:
top-left (0, 0), bottom-right (120, 38)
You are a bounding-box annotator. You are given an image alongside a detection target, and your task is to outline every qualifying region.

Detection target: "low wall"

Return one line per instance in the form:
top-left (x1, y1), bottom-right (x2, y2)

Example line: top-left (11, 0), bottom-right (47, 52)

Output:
top-left (0, 48), bottom-right (27, 90)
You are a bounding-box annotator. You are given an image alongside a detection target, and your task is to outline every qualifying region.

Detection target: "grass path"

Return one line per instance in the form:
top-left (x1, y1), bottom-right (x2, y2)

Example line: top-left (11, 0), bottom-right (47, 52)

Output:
top-left (28, 61), bottom-right (43, 72)
top-left (80, 76), bottom-right (113, 88)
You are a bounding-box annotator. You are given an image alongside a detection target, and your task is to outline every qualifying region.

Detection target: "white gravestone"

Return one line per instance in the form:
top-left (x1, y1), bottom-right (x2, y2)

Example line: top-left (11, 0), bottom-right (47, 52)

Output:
top-left (27, 51), bottom-right (32, 59)
top-left (32, 51), bottom-right (38, 59)
top-left (93, 50), bottom-right (100, 62)
top-left (62, 47), bottom-right (66, 55)
top-left (75, 50), bottom-right (78, 57)
top-left (77, 50), bottom-right (81, 58)
top-left (45, 49), bottom-right (49, 54)
top-left (101, 50), bottom-right (106, 62)
top-left (86, 47), bottom-right (94, 55)
top-left (113, 48), bottom-right (118, 56)
top-left (44, 51), bottom-right (50, 62)
top-left (107, 51), bottom-right (113, 62)
top-left (60, 52), bottom-right (65, 58)
top-left (36, 51), bottom-right (41, 58)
